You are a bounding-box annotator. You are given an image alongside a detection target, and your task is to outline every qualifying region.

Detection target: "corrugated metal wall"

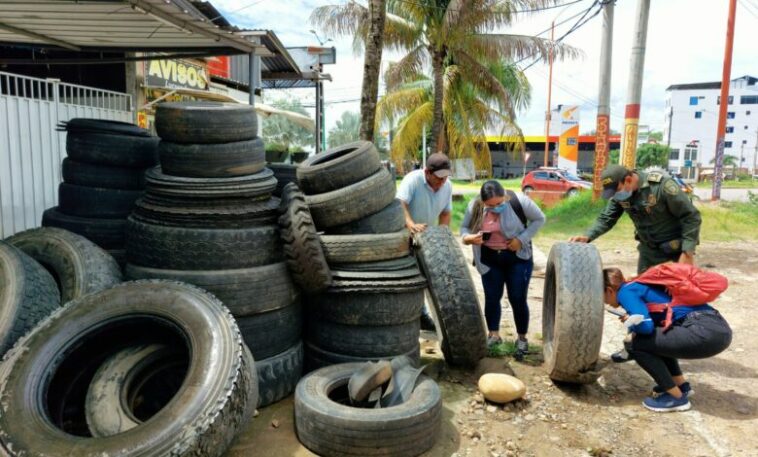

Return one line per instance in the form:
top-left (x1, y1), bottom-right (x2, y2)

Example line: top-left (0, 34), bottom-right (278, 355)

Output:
top-left (0, 71), bottom-right (132, 238)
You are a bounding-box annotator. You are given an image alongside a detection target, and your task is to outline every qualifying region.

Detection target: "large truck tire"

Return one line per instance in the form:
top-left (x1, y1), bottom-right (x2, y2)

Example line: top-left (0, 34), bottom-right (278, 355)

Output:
top-left (155, 102), bottom-right (258, 144)
top-left (236, 301), bottom-right (302, 360)
top-left (325, 199), bottom-right (405, 235)
top-left (542, 242), bottom-right (605, 384)
top-left (296, 141), bottom-right (381, 195)
top-left (0, 242), bottom-right (60, 356)
top-left (58, 183), bottom-right (142, 218)
top-left (295, 363), bottom-right (441, 457)
top-left (311, 287), bottom-right (424, 326)
top-left (0, 280), bottom-right (257, 456)
top-left (415, 226), bottom-right (486, 367)
top-left (62, 158), bottom-right (147, 190)
top-left (158, 137), bottom-right (265, 178)
top-left (144, 166), bottom-right (276, 201)
top-left (66, 131), bottom-right (158, 168)
top-left (320, 230), bottom-right (411, 264)
top-left (6, 227), bottom-right (122, 303)
top-left (42, 207), bottom-right (127, 249)
top-left (256, 342), bottom-right (304, 408)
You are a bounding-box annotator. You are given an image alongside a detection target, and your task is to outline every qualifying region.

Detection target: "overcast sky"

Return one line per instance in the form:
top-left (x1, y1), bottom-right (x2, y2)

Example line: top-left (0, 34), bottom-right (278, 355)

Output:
top-left (214, 0), bottom-right (758, 136)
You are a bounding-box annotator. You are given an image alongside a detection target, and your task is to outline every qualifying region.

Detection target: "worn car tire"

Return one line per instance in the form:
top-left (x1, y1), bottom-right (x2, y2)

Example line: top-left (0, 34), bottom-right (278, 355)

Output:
top-left (256, 342), bottom-right (304, 408)
top-left (66, 131), bottom-right (159, 168)
top-left (134, 195), bottom-right (279, 229)
top-left (304, 341), bottom-right (420, 372)
top-left (145, 166), bottom-right (276, 201)
top-left (236, 301), bottom-right (302, 360)
top-left (320, 229), bottom-right (411, 264)
top-left (325, 199), bottom-right (405, 235)
top-left (542, 242), bottom-right (604, 384)
top-left (0, 280), bottom-right (257, 456)
top-left (125, 262), bottom-right (297, 317)
top-left (278, 183), bottom-right (331, 293)
top-left (155, 102), bottom-right (258, 144)
top-left (295, 363), bottom-right (441, 457)
top-left (126, 217), bottom-right (281, 270)
top-left (61, 118), bottom-right (151, 137)
top-left (6, 227), bottom-right (122, 303)
top-left (268, 163), bottom-right (298, 197)
top-left (159, 137), bottom-right (265, 178)
top-left (62, 158), bottom-right (147, 190)
top-left (0, 242), bottom-right (60, 356)
top-left (306, 168), bottom-right (396, 229)
top-left (415, 226), bottom-right (486, 367)
top-left (307, 318), bottom-right (419, 358)
top-left (58, 183), bottom-right (142, 218)
top-left (296, 141), bottom-right (381, 195)
top-left (42, 207), bottom-right (127, 249)
top-left (311, 288), bottom-right (424, 326)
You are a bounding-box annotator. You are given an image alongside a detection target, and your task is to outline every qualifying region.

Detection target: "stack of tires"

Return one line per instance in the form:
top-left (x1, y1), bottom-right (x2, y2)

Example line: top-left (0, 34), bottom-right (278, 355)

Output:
top-left (124, 102), bottom-right (302, 408)
top-left (293, 141), bottom-right (426, 369)
top-left (42, 119), bottom-right (159, 267)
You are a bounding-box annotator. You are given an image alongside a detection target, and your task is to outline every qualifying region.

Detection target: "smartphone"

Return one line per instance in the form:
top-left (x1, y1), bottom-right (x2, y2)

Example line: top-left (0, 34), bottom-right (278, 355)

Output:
top-left (482, 232), bottom-right (492, 241)
top-left (605, 307), bottom-right (626, 317)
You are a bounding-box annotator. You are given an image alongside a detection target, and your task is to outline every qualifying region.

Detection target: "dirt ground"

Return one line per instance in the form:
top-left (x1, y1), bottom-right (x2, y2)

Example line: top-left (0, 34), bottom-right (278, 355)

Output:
top-left (227, 239), bottom-right (758, 457)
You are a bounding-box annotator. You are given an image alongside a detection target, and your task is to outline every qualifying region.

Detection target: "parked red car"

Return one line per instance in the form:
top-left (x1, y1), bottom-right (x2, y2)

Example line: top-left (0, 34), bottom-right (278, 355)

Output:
top-left (521, 168), bottom-right (592, 197)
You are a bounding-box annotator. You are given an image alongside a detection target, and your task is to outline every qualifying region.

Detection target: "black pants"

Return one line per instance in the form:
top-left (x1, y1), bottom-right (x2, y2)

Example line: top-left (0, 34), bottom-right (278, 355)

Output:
top-left (625, 310), bottom-right (732, 391)
top-left (480, 246), bottom-right (533, 334)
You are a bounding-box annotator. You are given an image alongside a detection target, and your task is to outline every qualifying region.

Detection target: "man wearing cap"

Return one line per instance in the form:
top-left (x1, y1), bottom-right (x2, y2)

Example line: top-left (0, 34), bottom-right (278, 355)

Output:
top-left (569, 164), bottom-right (701, 274)
top-left (397, 153), bottom-right (453, 234)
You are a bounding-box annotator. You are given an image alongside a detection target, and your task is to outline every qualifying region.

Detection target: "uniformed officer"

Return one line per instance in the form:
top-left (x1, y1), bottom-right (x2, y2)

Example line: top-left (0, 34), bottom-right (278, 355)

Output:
top-left (569, 164), bottom-right (702, 273)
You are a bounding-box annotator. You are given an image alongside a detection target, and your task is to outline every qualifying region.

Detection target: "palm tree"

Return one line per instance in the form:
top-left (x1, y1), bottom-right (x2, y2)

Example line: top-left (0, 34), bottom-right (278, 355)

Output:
top-left (377, 60), bottom-right (530, 173)
top-left (311, 1), bottom-right (577, 154)
top-left (360, 0), bottom-right (386, 141)
top-left (328, 111), bottom-right (362, 148)
top-left (711, 154), bottom-right (739, 167)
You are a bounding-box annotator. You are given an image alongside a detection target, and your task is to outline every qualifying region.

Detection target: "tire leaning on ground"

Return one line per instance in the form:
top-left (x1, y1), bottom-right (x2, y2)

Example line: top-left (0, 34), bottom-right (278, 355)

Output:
top-left (295, 363), bottom-right (441, 457)
top-left (325, 199), bottom-right (405, 235)
top-left (278, 183), bottom-right (332, 293)
top-left (42, 207), bottom-right (127, 249)
top-left (6, 227), bottom-right (122, 303)
top-left (0, 242), bottom-right (60, 356)
top-left (415, 226), bottom-right (487, 368)
top-left (66, 131), bottom-right (159, 168)
top-left (306, 168), bottom-right (396, 229)
top-left (155, 102), bottom-right (258, 144)
top-left (0, 280), bottom-right (257, 456)
top-left (62, 158), bottom-right (148, 190)
top-left (542, 242), bottom-right (605, 384)
top-left (296, 141), bottom-right (382, 195)
top-left (158, 137), bottom-right (265, 178)
top-left (58, 183), bottom-right (143, 218)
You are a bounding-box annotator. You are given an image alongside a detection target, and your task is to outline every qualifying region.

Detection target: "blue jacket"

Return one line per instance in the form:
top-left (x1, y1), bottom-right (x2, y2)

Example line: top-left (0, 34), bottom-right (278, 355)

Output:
top-left (617, 282), bottom-right (714, 334)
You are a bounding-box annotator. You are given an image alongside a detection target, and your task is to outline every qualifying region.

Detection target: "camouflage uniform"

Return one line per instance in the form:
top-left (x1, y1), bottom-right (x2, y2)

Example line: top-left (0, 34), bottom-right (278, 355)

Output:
top-left (586, 171), bottom-right (702, 273)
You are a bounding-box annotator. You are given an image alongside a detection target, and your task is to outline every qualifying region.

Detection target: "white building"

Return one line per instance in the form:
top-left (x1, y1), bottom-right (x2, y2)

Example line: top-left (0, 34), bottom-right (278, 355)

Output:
top-left (663, 75), bottom-right (758, 174)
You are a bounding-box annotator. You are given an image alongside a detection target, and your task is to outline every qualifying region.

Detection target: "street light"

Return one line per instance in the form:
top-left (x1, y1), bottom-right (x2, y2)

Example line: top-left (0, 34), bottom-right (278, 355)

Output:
top-left (309, 30), bottom-right (333, 46)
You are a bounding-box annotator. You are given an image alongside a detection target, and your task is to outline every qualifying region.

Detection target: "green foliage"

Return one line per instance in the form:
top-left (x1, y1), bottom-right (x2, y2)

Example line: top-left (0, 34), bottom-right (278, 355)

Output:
top-left (265, 142), bottom-right (288, 153)
top-left (609, 149), bottom-right (620, 164)
top-left (649, 131), bottom-right (664, 142)
top-left (261, 97), bottom-right (314, 149)
top-left (635, 143), bottom-right (671, 169)
top-left (710, 154), bottom-right (739, 167)
top-left (327, 111), bottom-right (361, 149)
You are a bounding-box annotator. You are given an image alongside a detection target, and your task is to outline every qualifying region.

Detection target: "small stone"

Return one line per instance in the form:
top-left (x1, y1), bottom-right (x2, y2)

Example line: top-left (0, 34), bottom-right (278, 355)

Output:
top-left (524, 414), bottom-right (536, 421)
top-left (271, 419), bottom-right (280, 428)
top-left (561, 423), bottom-right (568, 429)
top-left (487, 405), bottom-right (497, 413)
top-left (549, 435), bottom-right (560, 443)
top-left (735, 348), bottom-right (745, 353)
top-left (504, 451), bottom-right (515, 457)
top-left (472, 431), bottom-right (482, 440)
top-left (478, 373), bottom-right (527, 404)
top-left (253, 409), bottom-right (260, 418)
top-left (475, 409), bottom-right (485, 415)
top-left (506, 441), bottom-right (516, 451)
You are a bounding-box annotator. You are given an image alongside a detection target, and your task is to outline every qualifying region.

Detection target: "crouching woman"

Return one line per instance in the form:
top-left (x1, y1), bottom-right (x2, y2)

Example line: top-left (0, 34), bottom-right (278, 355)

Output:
top-left (461, 180), bottom-right (545, 359)
top-left (603, 267), bottom-right (732, 412)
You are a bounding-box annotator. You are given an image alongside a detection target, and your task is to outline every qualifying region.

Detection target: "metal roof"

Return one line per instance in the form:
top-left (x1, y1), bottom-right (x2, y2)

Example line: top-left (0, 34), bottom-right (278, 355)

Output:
top-left (666, 75), bottom-right (758, 91)
top-left (0, 0), bottom-right (259, 53)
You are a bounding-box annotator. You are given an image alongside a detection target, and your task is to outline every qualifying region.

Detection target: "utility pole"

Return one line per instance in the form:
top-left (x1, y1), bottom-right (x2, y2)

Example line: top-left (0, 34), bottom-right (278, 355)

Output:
top-left (543, 22), bottom-right (555, 167)
top-left (593, 0), bottom-right (614, 200)
top-left (620, 0), bottom-right (650, 168)
top-left (712, 0), bottom-right (737, 201)
top-left (315, 75), bottom-right (323, 154)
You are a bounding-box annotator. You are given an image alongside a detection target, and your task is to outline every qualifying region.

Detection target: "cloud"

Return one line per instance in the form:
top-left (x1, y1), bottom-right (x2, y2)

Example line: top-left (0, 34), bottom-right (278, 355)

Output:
top-left (217, 0), bottom-right (758, 137)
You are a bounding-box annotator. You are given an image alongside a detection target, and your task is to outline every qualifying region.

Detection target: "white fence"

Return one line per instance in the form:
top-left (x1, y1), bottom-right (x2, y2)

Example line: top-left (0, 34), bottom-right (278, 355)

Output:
top-left (0, 71), bottom-right (133, 238)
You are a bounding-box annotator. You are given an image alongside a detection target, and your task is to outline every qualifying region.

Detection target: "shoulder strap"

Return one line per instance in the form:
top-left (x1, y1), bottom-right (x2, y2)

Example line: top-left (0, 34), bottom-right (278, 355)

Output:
top-left (506, 190), bottom-right (527, 227)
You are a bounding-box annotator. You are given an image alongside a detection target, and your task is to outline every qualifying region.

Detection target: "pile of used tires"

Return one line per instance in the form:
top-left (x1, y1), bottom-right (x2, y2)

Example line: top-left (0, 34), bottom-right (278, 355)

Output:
top-left (125, 102), bottom-right (302, 408)
top-left (289, 141), bottom-right (427, 370)
top-left (42, 119), bottom-right (159, 267)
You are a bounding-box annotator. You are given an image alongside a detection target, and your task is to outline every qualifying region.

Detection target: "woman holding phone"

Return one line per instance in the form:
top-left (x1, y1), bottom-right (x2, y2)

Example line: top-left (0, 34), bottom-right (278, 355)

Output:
top-left (461, 180), bottom-right (545, 359)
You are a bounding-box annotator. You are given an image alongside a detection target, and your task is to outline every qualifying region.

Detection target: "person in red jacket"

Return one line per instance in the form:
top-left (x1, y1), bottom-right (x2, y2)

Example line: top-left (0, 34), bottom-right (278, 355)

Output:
top-left (603, 267), bottom-right (732, 412)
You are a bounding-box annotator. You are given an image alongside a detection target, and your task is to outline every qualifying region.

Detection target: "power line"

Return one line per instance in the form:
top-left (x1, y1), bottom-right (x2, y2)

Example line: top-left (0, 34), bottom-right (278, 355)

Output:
top-left (392, 0), bottom-right (589, 14)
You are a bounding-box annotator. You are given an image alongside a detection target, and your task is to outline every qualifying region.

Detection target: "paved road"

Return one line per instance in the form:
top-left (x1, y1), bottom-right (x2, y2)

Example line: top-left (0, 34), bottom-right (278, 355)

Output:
top-left (694, 187), bottom-right (753, 202)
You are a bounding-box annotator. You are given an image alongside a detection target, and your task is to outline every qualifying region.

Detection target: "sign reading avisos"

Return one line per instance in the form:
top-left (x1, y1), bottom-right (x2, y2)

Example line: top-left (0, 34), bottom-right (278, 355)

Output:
top-left (144, 59), bottom-right (208, 91)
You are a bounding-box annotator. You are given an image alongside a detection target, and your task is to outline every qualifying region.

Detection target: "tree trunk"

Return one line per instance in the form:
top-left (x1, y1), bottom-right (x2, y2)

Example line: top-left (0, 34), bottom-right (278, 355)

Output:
top-left (429, 48), bottom-right (445, 154)
top-left (359, 0), bottom-right (386, 141)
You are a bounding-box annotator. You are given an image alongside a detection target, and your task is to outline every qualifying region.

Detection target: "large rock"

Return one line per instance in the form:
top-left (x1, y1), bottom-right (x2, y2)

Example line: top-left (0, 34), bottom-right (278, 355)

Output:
top-left (478, 373), bottom-right (526, 404)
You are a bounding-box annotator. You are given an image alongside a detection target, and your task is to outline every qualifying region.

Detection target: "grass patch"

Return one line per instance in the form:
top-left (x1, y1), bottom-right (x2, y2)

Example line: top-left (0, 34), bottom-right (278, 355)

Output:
top-left (488, 341), bottom-right (543, 365)
top-left (451, 178), bottom-right (522, 194)
top-left (695, 179), bottom-right (758, 189)
top-left (451, 196), bottom-right (474, 233)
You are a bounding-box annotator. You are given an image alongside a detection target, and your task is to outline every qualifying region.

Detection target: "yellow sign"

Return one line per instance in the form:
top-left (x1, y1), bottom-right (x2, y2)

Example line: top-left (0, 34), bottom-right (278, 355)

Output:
top-left (145, 59), bottom-right (208, 90)
top-left (137, 111), bottom-right (148, 129)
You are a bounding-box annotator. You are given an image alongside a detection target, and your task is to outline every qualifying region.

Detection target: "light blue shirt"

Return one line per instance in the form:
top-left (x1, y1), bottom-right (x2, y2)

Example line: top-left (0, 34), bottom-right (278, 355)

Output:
top-left (460, 194), bottom-right (546, 275)
top-left (396, 169), bottom-right (452, 226)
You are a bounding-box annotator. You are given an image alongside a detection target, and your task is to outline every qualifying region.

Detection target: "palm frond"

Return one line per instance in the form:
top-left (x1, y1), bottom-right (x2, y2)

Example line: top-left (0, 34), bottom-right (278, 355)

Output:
top-left (391, 101), bottom-right (433, 167)
top-left (462, 34), bottom-right (581, 63)
top-left (376, 86), bottom-right (430, 125)
top-left (309, 3), bottom-right (367, 39)
top-left (452, 51), bottom-right (516, 120)
top-left (384, 45), bottom-right (429, 90)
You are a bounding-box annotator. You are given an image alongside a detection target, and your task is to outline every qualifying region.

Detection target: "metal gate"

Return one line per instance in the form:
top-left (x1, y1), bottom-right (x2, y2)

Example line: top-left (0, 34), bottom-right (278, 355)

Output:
top-left (0, 71), bottom-right (133, 238)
